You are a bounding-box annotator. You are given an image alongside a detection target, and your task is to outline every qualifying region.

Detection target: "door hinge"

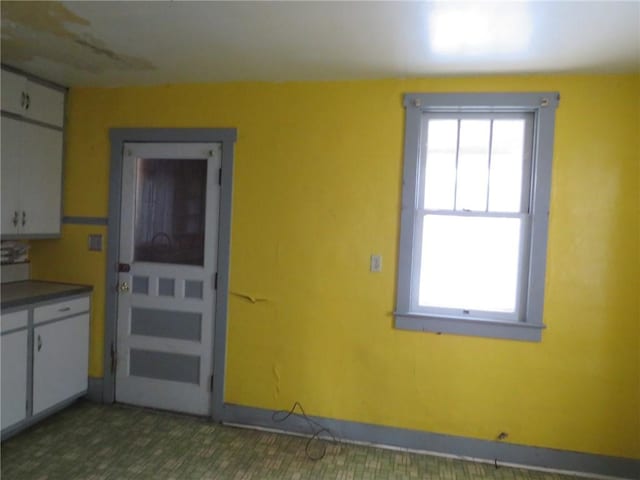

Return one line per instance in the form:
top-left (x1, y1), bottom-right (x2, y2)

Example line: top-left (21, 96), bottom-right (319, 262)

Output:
top-left (208, 375), bottom-right (214, 392)
top-left (110, 342), bottom-right (118, 374)
top-left (218, 168), bottom-right (222, 185)
top-left (214, 272), bottom-right (218, 290)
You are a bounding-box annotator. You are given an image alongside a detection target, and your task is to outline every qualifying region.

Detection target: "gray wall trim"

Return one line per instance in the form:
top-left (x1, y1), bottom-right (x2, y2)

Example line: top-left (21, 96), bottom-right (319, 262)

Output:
top-left (211, 128), bottom-right (235, 422)
top-left (62, 216), bottom-right (108, 226)
top-left (1, 111), bottom-right (64, 132)
top-left (109, 128), bottom-right (237, 144)
top-left (104, 128), bottom-right (236, 420)
top-left (221, 403), bottom-right (639, 479)
top-left (86, 377), bottom-right (103, 403)
top-left (395, 314), bottom-right (543, 342)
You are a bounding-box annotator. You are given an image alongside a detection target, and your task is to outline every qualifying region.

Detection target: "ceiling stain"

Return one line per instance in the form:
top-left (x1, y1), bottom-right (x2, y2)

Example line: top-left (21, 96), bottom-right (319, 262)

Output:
top-left (1, 1), bottom-right (155, 74)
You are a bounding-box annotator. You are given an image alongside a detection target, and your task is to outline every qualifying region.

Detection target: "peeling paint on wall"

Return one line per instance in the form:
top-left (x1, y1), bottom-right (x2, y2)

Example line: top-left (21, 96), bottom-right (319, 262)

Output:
top-left (1, 1), bottom-right (154, 73)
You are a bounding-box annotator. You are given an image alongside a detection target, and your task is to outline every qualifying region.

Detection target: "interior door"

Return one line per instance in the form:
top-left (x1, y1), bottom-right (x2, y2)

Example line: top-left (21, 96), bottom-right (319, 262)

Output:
top-left (115, 142), bottom-right (221, 415)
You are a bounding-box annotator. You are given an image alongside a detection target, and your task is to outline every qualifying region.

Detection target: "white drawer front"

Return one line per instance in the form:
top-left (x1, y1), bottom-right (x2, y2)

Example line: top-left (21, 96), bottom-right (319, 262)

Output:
top-left (1, 310), bottom-right (28, 333)
top-left (34, 296), bottom-right (90, 325)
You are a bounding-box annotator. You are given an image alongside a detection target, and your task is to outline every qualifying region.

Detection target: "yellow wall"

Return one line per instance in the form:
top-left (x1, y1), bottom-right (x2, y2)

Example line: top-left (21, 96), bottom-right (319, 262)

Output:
top-left (30, 74), bottom-right (640, 459)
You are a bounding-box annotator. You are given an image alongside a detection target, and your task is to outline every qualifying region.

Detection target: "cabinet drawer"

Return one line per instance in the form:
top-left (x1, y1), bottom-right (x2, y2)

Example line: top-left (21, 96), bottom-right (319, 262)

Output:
top-left (1, 310), bottom-right (28, 333)
top-left (34, 296), bottom-right (90, 325)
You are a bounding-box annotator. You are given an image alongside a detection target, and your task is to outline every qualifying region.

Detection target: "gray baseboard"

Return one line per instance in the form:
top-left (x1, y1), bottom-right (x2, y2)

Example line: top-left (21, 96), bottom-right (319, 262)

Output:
top-left (220, 403), bottom-right (639, 480)
top-left (86, 377), bottom-right (104, 403)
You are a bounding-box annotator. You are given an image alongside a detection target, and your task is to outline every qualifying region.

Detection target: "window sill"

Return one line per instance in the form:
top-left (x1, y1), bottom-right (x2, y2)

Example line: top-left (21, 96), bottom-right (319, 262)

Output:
top-left (394, 312), bottom-right (544, 342)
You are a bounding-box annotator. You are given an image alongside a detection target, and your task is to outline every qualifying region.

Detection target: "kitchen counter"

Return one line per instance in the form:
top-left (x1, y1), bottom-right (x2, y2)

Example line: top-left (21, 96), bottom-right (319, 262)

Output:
top-left (1, 280), bottom-right (93, 310)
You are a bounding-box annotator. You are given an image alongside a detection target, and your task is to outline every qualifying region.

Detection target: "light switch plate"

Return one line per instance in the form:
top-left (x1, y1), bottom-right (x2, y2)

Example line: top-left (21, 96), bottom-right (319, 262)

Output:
top-left (88, 234), bottom-right (103, 252)
top-left (370, 254), bottom-right (382, 272)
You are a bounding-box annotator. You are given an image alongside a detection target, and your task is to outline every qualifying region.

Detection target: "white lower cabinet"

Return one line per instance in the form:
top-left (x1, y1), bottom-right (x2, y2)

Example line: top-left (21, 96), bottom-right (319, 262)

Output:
top-left (33, 314), bottom-right (90, 415)
top-left (1, 329), bottom-right (28, 430)
top-left (0, 294), bottom-right (90, 439)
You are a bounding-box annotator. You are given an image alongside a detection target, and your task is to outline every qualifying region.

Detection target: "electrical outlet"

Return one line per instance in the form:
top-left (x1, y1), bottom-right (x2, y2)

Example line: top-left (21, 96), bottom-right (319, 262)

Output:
top-left (370, 254), bottom-right (382, 272)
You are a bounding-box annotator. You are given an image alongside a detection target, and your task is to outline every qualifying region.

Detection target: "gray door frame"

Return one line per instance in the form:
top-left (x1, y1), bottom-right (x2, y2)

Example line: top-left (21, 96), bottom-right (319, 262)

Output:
top-left (104, 128), bottom-right (236, 422)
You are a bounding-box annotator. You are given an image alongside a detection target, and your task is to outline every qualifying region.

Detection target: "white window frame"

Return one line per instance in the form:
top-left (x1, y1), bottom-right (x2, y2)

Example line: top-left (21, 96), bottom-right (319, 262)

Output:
top-left (394, 93), bottom-right (559, 342)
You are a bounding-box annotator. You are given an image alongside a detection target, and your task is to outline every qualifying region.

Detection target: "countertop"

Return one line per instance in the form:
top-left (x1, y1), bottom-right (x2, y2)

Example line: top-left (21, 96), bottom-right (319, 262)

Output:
top-left (1, 280), bottom-right (93, 310)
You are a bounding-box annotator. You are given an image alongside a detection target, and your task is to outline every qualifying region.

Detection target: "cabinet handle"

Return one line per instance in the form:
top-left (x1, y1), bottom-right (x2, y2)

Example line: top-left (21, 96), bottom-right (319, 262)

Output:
top-left (12, 211), bottom-right (18, 227)
top-left (20, 92), bottom-right (25, 108)
top-left (21, 211), bottom-right (26, 227)
top-left (25, 94), bottom-right (30, 110)
top-left (58, 307), bottom-right (71, 312)
top-left (37, 335), bottom-right (42, 352)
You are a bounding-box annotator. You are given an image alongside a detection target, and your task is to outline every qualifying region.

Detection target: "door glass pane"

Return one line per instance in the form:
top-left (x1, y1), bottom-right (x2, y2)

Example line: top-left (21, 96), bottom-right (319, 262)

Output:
top-left (423, 119), bottom-right (458, 210)
top-left (418, 214), bottom-right (521, 313)
top-left (488, 120), bottom-right (526, 212)
top-left (134, 158), bottom-right (207, 266)
top-left (455, 120), bottom-right (490, 211)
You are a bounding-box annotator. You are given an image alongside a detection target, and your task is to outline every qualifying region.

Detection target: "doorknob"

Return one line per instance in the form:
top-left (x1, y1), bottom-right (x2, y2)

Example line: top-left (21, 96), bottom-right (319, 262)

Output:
top-left (119, 281), bottom-right (130, 293)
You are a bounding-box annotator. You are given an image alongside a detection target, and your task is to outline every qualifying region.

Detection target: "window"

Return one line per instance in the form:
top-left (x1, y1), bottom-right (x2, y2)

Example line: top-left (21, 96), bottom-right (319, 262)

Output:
top-left (395, 93), bottom-right (559, 341)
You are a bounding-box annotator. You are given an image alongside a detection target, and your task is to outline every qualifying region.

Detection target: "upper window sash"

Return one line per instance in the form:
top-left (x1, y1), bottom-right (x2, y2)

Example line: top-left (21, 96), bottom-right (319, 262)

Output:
top-left (417, 111), bottom-right (534, 216)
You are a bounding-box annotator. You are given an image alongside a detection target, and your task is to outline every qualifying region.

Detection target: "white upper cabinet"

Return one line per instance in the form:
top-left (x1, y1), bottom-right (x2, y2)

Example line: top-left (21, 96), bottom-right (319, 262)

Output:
top-left (1, 118), bottom-right (23, 235)
top-left (1, 118), bottom-right (63, 237)
top-left (1, 69), bottom-right (65, 128)
top-left (1, 70), bottom-right (28, 115)
top-left (19, 121), bottom-right (64, 236)
top-left (1, 67), bottom-right (66, 239)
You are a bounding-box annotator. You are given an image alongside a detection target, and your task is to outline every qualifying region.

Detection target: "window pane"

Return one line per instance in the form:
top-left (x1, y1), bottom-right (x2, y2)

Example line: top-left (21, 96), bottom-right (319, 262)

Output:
top-left (456, 120), bottom-right (491, 211)
top-left (489, 120), bottom-right (526, 212)
top-left (423, 120), bottom-right (458, 209)
top-left (418, 215), bottom-right (521, 313)
top-left (134, 158), bottom-right (208, 266)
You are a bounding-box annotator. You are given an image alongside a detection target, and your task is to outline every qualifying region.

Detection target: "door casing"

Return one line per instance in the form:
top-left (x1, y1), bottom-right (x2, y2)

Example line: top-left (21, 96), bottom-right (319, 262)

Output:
top-left (104, 128), bottom-right (236, 421)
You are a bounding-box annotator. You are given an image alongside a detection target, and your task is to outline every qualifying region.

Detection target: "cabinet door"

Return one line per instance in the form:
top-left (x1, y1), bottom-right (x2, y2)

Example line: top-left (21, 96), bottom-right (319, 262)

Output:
top-left (20, 121), bottom-right (63, 236)
top-left (33, 314), bottom-right (89, 415)
top-left (1, 117), bottom-right (24, 236)
top-left (1, 330), bottom-right (28, 430)
top-left (1, 70), bottom-right (27, 115)
top-left (25, 81), bottom-right (65, 128)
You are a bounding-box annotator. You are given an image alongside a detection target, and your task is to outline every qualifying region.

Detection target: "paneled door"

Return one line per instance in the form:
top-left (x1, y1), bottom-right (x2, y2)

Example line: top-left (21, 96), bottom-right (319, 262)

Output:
top-left (115, 142), bottom-right (221, 415)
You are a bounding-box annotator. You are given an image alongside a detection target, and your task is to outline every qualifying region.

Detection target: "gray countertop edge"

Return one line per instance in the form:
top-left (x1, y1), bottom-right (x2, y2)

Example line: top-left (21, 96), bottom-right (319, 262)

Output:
top-left (1, 281), bottom-right (93, 310)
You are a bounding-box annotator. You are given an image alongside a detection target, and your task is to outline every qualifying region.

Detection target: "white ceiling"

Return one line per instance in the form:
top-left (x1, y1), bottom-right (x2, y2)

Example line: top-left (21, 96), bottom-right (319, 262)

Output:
top-left (2, 1), bottom-right (639, 87)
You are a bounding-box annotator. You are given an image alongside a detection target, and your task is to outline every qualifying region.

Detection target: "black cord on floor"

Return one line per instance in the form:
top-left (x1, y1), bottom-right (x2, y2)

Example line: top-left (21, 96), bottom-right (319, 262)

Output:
top-left (272, 401), bottom-right (340, 461)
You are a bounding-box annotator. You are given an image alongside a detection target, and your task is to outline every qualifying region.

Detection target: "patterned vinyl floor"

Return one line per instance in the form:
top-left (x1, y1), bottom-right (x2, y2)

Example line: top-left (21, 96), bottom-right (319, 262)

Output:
top-left (1, 401), bottom-right (577, 480)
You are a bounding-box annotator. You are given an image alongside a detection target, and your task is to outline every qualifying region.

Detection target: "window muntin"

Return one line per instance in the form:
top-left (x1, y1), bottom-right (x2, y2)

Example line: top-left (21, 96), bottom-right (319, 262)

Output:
top-left (395, 92), bottom-right (559, 341)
